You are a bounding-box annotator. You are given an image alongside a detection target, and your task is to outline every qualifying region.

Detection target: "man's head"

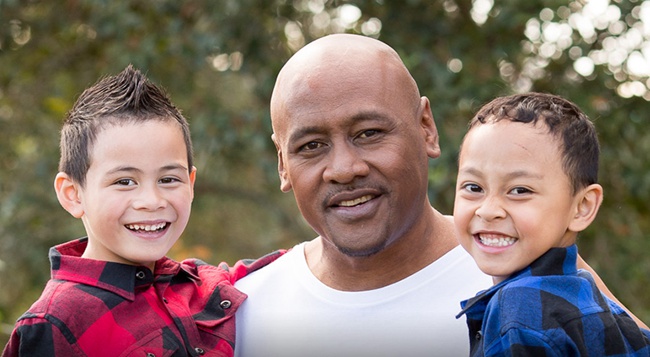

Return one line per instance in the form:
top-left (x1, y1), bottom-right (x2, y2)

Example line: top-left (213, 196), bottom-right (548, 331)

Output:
top-left (59, 65), bottom-right (193, 187)
top-left (454, 92), bottom-right (602, 282)
top-left (269, 34), bottom-right (440, 257)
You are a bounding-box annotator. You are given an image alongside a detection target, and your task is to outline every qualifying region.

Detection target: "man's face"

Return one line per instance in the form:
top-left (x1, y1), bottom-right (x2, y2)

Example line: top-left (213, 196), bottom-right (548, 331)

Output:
top-left (272, 59), bottom-right (438, 257)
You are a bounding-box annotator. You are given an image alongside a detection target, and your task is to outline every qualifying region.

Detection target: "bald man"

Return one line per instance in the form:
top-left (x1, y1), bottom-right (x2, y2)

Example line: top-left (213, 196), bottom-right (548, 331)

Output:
top-left (234, 34), bottom-right (491, 356)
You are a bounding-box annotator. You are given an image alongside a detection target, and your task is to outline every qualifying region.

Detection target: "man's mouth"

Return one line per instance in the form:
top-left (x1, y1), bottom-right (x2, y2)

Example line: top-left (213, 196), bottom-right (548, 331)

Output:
top-left (337, 195), bottom-right (374, 207)
top-left (477, 234), bottom-right (517, 247)
top-left (126, 222), bottom-right (168, 232)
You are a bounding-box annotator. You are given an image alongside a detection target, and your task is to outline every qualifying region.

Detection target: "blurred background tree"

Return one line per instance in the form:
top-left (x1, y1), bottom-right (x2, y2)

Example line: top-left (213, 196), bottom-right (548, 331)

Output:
top-left (1, 0), bottom-right (649, 344)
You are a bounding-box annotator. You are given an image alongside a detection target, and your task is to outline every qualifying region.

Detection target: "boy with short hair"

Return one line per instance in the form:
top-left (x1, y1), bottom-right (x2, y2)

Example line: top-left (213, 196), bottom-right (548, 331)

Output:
top-left (454, 92), bottom-right (650, 356)
top-left (2, 65), bottom-right (280, 357)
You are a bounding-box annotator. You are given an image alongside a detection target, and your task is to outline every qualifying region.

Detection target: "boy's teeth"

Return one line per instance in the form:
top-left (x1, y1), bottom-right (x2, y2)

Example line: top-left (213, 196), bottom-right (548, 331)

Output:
top-left (127, 223), bottom-right (166, 231)
top-left (339, 195), bottom-right (372, 207)
top-left (479, 235), bottom-right (517, 247)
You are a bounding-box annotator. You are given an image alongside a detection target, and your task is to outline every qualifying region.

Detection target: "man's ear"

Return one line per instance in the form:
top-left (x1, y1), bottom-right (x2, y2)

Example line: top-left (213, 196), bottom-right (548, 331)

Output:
top-left (419, 97), bottom-right (441, 159)
top-left (569, 183), bottom-right (603, 232)
top-left (54, 172), bottom-right (85, 218)
top-left (272, 134), bottom-right (292, 192)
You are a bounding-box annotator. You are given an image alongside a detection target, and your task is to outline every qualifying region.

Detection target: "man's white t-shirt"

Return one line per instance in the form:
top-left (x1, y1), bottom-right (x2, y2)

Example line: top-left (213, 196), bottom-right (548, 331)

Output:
top-left (234, 242), bottom-right (492, 357)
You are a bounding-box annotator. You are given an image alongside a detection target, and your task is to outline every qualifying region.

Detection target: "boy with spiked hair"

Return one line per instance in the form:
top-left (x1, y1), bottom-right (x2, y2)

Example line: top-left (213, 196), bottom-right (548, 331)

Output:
top-left (2, 65), bottom-right (281, 357)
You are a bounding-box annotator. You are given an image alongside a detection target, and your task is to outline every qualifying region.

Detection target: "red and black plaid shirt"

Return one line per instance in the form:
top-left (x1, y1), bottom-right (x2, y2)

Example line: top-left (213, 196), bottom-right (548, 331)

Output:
top-left (2, 238), bottom-right (283, 357)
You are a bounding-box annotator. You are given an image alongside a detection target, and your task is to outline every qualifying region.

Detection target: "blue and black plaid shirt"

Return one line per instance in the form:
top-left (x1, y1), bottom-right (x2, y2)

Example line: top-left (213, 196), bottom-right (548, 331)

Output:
top-left (457, 245), bottom-right (650, 356)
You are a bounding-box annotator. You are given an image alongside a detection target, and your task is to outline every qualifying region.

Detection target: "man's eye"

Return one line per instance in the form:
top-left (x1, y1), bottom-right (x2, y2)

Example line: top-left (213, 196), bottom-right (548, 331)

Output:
top-left (299, 141), bottom-right (324, 151)
top-left (358, 129), bottom-right (379, 139)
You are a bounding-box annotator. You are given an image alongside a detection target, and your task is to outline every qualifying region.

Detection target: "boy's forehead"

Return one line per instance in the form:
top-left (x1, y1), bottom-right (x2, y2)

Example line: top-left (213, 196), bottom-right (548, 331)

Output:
top-left (85, 120), bottom-right (189, 173)
top-left (460, 121), bottom-right (561, 167)
top-left (464, 119), bottom-right (559, 152)
top-left (90, 120), bottom-right (187, 156)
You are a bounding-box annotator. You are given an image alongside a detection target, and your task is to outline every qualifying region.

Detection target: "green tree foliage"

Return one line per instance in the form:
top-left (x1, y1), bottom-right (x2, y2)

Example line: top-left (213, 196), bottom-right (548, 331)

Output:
top-left (1, 0), bottom-right (648, 343)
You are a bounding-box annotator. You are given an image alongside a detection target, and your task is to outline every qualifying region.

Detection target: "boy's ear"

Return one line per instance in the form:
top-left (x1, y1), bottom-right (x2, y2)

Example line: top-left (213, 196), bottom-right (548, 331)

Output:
top-left (569, 183), bottom-right (603, 232)
top-left (189, 166), bottom-right (197, 200)
top-left (54, 172), bottom-right (84, 218)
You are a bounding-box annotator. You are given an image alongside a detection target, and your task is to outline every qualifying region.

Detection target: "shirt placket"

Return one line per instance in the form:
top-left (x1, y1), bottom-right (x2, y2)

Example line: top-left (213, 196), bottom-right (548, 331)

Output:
top-left (154, 273), bottom-right (207, 356)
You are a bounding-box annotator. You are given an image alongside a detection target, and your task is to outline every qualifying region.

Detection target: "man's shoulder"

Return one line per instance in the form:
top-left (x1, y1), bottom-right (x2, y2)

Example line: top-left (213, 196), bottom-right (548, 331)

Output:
top-left (180, 249), bottom-right (287, 287)
top-left (433, 245), bottom-right (491, 281)
top-left (234, 244), bottom-right (304, 290)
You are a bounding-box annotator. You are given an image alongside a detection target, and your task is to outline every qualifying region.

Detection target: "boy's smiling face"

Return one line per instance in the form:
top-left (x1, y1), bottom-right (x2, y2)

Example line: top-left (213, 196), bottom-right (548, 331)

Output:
top-left (453, 120), bottom-right (581, 284)
top-left (57, 120), bottom-right (196, 270)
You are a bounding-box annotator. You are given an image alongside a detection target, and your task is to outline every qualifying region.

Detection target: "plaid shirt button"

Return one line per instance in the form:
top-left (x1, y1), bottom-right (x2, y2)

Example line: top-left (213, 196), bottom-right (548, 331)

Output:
top-left (220, 300), bottom-right (232, 309)
top-left (194, 347), bottom-right (205, 355)
top-left (136, 270), bottom-right (146, 279)
top-left (146, 353), bottom-right (155, 357)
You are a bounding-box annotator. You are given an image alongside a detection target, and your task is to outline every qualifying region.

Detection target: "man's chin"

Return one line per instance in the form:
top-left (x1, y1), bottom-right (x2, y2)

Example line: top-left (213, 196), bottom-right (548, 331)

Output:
top-left (336, 242), bottom-right (386, 258)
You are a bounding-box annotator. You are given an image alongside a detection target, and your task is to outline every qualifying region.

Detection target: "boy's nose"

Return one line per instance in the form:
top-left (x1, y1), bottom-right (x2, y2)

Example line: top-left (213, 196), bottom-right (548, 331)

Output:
top-left (133, 186), bottom-right (167, 210)
top-left (475, 196), bottom-right (506, 221)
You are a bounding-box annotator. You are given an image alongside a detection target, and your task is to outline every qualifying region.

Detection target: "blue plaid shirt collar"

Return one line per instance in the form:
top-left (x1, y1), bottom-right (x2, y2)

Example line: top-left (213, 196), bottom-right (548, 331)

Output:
top-left (457, 244), bottom-right (578, 319)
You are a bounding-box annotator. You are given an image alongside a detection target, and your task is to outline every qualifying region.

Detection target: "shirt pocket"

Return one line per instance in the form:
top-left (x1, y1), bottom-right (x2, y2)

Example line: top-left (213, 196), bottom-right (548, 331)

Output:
top-left (194, 282), bottom-right (245, 333)
top-left (119, 329), bottom-right (182, 357)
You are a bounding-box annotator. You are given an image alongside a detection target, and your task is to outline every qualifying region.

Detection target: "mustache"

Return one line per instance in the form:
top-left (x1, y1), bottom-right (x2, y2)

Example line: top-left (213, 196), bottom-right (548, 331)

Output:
top-left (322, 182), bottom-right (386, 206)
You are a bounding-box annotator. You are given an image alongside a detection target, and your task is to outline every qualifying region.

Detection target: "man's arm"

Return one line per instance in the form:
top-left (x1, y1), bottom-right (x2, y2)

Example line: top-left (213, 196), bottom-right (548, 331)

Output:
top-left (577, 255), bottom-right (649, 329)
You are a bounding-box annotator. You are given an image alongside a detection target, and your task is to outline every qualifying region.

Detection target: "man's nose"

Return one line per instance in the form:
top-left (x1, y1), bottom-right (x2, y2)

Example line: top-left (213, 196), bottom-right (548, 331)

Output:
top-left (322, 142), bottom-right (370, 184)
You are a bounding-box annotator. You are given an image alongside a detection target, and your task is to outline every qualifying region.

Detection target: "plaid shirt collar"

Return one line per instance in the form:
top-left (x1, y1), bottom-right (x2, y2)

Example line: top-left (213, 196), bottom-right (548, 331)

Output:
top-left (457, 244), bottom-right (578, 318)
top-left (48, 237), bottom-right (197, 302)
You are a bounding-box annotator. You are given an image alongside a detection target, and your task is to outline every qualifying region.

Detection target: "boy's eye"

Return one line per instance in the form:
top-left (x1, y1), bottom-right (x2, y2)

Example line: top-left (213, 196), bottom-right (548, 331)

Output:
top-left (159, 177), bottom-right (180, 184)
top-left (115, 178), bottom-right (136, 186)
top-left (510, 187), bottom-right (532, 195)
top-left (462, 183), bottom-right (483, 193)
